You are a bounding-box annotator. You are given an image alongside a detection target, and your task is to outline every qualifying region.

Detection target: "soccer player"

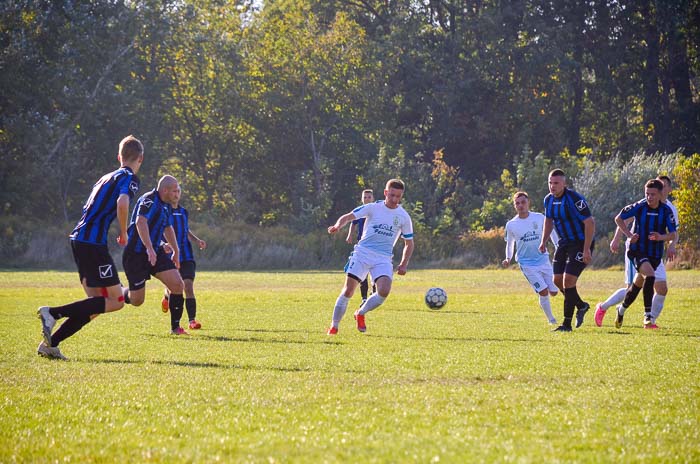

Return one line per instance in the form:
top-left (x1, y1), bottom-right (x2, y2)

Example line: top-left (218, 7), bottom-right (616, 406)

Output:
top-left (345, 189), bottom-right (376, 307)
top-left (538, 169), bottom-right (595, 332)
top-left (160, 185), bottom-right (207, 330)
top-left (502, 191), bottom-right (559, 325)
top-left (327, 179), bottom-right (414, 335)
top-left (607, 179), bottom-right (677, 329)
top-left (37, 135), bottom-right (143, 360)
top-left (122, 175), bottom-right (187, 335)
top-left (595, 175), bottom-right (680, 328)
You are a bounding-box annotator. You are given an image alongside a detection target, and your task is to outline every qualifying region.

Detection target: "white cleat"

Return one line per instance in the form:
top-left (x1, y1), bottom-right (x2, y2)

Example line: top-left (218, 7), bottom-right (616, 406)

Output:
top-left (37, 306), bottom-right (56, 345)
top-left (37, 341), bottom-right (68, 360)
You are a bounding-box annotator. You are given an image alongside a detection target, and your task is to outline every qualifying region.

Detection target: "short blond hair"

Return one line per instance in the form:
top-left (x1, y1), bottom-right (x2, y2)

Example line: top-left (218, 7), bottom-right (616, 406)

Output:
top-left (119, 135), bottom-right (143, 162)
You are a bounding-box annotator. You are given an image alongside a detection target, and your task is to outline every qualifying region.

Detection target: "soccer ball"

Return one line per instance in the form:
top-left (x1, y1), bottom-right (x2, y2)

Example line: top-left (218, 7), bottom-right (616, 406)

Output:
top-left (424, 287), bottom-right (447, 310)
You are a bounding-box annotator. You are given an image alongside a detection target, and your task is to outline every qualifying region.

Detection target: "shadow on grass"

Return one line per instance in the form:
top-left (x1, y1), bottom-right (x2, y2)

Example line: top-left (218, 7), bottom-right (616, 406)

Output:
top-left (141, 332), bottom-right (332, 345)
top-left (367, 333), bottom-right (550, 343)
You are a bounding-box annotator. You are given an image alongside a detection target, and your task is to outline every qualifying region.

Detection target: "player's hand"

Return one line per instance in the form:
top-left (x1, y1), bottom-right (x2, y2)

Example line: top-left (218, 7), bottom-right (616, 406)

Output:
top-left (172, 251), bottom-right (180, 269)
top-left (583, 249), bottom-right (592, 264)
top-left (629, 233), bottom-right (639, 244)
top-left (502, 259), bottom-right (510, 267)
top-left (538, 242), bottom-right (546, 253)
top-left (146, 247), bottom-right (157, 266)
top-left (609, 239), bottom-right (620, 254)
top-left (396, 263), bottom-right (408, 275)
top-left (666, 245), bottom-right (676, 261)
top-left (198, 239), bottom-right (207, 250)
top-left (345, 236), bottom-right (353, 244)
top-left (117, 234), bottom-right (127, 247)
top-left (648, 232), bottom-right (661, 241)
top-left (328, 225), bottom-right (339, 235)
top-left (163, 243), bottom-right (173, 254)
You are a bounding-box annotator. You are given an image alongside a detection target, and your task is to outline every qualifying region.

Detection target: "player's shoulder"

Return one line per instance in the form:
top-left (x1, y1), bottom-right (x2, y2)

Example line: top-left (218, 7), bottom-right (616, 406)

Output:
top-left (529, 211), bottom-right (546, 220)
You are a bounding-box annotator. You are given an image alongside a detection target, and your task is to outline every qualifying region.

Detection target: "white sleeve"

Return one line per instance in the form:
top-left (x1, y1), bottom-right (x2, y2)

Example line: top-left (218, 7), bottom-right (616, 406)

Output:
top-left (505, 226), bottom-right (516, 260)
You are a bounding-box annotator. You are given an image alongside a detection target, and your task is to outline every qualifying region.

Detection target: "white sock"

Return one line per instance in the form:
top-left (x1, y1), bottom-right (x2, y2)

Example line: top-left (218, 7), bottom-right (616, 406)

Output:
top-left (617, 304), bottom-right (627, 316)
top-left (331, 295), bottom-right (351, 328)
top-left (651, 294), bottom-right (665, 322)
top-left (357, 293), bottom-right (386, 315)
top-left (538, 295), bottom-right (556, 323)
top-left (601, 288), bottom-right (627, 310)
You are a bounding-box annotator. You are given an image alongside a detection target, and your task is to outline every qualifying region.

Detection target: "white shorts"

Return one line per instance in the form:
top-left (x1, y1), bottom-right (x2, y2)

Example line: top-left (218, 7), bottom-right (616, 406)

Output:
top-left (344, 248), bottom-right (393, 283)
top-left (625, 257), bottom-right (667, 285)
top-left (520, 263), bottom-right (558, 294)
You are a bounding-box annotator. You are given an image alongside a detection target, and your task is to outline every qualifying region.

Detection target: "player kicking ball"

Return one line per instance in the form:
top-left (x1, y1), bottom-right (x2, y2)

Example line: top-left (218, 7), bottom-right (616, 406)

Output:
top-left (326, 179), bottom-right (414, 335)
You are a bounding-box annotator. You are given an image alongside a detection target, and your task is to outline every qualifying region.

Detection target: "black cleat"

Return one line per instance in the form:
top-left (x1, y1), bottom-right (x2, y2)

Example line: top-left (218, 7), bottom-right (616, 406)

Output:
top-left (552, 325), bottom-right (573, 332)
top-left (575, 302), bottom-right (590, 328)
top-left (615, 306), bottom-right (624, 329)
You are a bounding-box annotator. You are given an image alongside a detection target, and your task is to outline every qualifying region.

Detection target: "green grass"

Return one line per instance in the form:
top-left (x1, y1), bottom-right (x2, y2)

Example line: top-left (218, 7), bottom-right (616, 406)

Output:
top-left (1, 269), bottom-right (698, 463)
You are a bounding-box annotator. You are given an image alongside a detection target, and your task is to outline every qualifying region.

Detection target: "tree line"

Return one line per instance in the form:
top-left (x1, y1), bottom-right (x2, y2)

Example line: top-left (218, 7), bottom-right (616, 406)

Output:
top-left (1, 0), bottom-right (698, 266)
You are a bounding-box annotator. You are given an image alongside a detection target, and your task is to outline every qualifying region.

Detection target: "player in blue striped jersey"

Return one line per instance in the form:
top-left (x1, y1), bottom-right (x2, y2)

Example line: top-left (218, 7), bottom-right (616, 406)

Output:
top-left (345, 189), bottom-right (375, 307)
top-left (611, 179), bottom-right (677, 328)
top-left (538, 169), bottom-right (596, 332)
top-left (122, 176), bottom-right (188, 335)
top-left (160, 189), bottom-right (207, 330)
top-left (37, 135), bottom-right (144, 360)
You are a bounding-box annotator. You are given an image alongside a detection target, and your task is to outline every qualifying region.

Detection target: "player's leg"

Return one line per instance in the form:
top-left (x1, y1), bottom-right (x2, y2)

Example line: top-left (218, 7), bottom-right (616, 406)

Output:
top-left (521, 265), bottom-right (556, 324)
top-left (616, 254), bottom-right (654, 327)
top-left (651, 261), bottom-right (668, 324)
top-left (360, 278), bottom-right (369, 302)
top-left (178, 261), bottom-right (200, 329)
top-left (595, 256), bottom-right (635, 326)
top-left (155, 268), bottom-right (186, 334)
top-left (121, 251), bottom-right (151, 307)
top-left (561, 244), bottom-right (590, 328)
top-left (328, 274), bottom-right (361, 333)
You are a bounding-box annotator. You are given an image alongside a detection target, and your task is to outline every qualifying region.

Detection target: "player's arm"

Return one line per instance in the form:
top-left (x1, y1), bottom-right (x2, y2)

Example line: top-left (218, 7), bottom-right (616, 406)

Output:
top-left (164, 225), bottom-right (180, 268)
top-left (614, 213), bottom-right (639, 244)
top-left (503, 228), bottom-right (515, 267)
top-left (538, 217), bottom-right (553, 253)
top-left (116, 193), bottom-right (130, 246)
top-left (346, 223), bottom-right (357, 244)
top-left (582, 216), bottom-right (595, 264)
top-left (188, 230), bottom-right (207, 250)
top-left (397, 238), bottom-right (414, 275)
top-left (328, 212), bottom-right (356, 235)
top-left (135, 216), bottom-right (157, 265)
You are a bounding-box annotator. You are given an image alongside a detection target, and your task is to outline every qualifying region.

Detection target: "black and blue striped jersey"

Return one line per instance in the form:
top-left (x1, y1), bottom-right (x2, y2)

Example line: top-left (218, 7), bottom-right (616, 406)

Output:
top-left (351, 217), bottom-right (367, 242)
top-left (619, 199), bottom-right (677, 259)
top-left (70, 167), bottom-right (139, 245)
top-left (544, 187), bottom-right (592, 245)
top-left (125, 189), bottom-right (173, 254)
top-left (170, 206), bottom-right (194, 262)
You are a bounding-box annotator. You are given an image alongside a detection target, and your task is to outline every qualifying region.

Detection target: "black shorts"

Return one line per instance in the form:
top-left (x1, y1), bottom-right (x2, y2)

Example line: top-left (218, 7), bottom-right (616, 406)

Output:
top-left (627, 250), bottom-right (661, 272)
top-left (122, 247), bottom-right (177, 290)
top-left (71, 240), bottom-right (121, 288)
top-left (179, 260), bottom-right (196, 281)
top-left (552, 241), bottom-right (595, 277)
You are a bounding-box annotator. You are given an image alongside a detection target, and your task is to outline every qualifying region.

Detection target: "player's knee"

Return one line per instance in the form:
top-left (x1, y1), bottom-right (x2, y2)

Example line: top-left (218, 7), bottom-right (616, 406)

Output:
top-left (655, 281), bottom-right (668, 295)
top-left (107, 299), bottom-right (125, 312)
top-left (169, 281), bottom-right (184, 294)
top-left (130, 295), bottom-right (145, 306)
top-left (538, 289), bottom-right (549, 296)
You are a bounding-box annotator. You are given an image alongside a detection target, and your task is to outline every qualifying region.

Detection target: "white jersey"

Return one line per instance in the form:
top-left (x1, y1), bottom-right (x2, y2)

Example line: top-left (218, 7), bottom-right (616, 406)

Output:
top-left (504, 212), bottom-right (555, 267)
top-left (352, 200), bottom-right (413, 258)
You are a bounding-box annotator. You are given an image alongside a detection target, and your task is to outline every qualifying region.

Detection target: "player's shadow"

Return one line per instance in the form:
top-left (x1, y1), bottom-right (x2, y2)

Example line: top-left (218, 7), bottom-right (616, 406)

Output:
top-left (368, 333), bottom-right (550, 343)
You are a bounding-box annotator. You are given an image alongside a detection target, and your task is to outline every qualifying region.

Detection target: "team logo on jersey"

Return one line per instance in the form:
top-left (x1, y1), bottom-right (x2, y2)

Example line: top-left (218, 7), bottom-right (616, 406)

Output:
top-left (129, 181), bottom-right (139, 195)
top-left (575, 252), bottom-right (584, 262)
top-left (575, 200), bottom-right (587, 211)
top-left (532, 221), bottom-right (538, 230)
top-left (98, 264), bottom-right (113, 279)
top-left (393, 216), bottom-right (400, 227)
top-left (142, 198), bottom-right (153, 208)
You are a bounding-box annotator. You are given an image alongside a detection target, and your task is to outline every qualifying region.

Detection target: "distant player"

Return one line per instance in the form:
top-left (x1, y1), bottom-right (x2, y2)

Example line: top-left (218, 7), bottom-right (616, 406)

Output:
top-left (502, 191), bottom-right (559, 325)
top-left (595, 175), bottom-right (680, 328)
top-left (37, 135), bottom-right (143, 360)
top-left (122, 175), bottom-right (187, 335)
top-left (608, 179), bottom-right (677, 328)
top-left (346, 189), bottom-right (376, 307)
top-left (161, 185), bottom-right (207, 330)
top-left (538, 169), bottom-right (595, 332)
top-left (327, 179), bottom-right (414, 335)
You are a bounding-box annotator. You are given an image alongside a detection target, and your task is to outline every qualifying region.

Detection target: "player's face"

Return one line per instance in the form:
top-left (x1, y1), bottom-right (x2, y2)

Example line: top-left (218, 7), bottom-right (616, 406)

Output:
top-left (384, 187), bottom-right (404, 208)
top-left (362, 192), bottom-right (374, 204)
top-left (658, 179), bottom-right (671, 200)
top-left (548, 175), bottom-right (566, 197)
top-left (514, 196), bottom-right (529, 214)
top-left (645, 187), bottom-right (661, 208)
top-left (166, 184), bottom-right (181, 206)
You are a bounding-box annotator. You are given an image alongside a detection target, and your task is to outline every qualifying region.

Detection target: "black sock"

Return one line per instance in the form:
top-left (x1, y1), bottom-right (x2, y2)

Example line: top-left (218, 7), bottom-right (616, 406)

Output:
top-left (49, 297), bottom-right (105, 320)
top-left (169, 293), bottom-right (184, 330)
top-left (123, 288), bottom-right (131, 305)
top-left (185, 298), bottom-right (197, 321)
top-left (360, 279), bottom-right (368, 300)
top-left (643, 276), bottom-right (655, 311)
top-left (563, 288), bottom-right (576, 327)
top-left (51, 315), bottom-right (91, 347)
top-left (622, 284), bottom-right (642, 308)
top-left (568, 286), bottom-right (584, 309)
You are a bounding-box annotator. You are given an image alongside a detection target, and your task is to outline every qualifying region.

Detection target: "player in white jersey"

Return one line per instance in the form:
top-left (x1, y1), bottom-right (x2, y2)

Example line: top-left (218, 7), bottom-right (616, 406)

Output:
top-left (595, 175), bottom-right (679, 328)
top-left (326, 179), bottom-right (414, 335)
top-left (502, 191), bottom-right (559, 324)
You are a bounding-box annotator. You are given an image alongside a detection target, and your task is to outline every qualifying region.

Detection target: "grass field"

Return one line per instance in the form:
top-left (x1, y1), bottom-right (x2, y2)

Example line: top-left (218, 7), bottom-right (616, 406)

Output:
top-left (1, 269), bottom-right (698, 463)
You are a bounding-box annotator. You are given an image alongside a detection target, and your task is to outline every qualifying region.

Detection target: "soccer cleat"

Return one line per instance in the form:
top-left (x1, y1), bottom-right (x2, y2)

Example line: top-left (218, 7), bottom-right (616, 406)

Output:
top-left (327, 326), bottom-right (338, 335)
top-left (575, 302), bottom-right (590, 328)
top-left (354, 311), bottom-right (366, 333)
top-left (37, 341), bottom-right (68, 360)
top-left (615, 306), bottom-right (624, 329)
top-left (37, 306), bottom-right (56, 346)
top-left (643, 314), bottom-right (653, 328)
top-left (551, 325), bottom-right (572, 332)
top-left (188, 320), bottom-right (202, 330)
top-left (644, 323), bottom-right (659, 330)
top-left (171, 327), bottom-right (189, 336)
top-left (161, 295), bottom-right (169, 313)
top-left (594, 303), bottom-right (606, 327)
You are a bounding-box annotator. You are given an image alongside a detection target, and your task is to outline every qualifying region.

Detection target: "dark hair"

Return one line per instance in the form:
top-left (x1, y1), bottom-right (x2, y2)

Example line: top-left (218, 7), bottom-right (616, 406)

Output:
top-left (657, 175), bottom-right (672, 187)
top-left (386, 179), bottom-right (405, 190)
top-left (362, 189), bottom-right (374, 195)
top-left (645, 179), bottom-right (664, 191)
top-left (513, 191), bottom-right (529, 201)
top-left (119, 135), bottom-right (144, 162)
top-left (548, 169), bottom-right (566, 178)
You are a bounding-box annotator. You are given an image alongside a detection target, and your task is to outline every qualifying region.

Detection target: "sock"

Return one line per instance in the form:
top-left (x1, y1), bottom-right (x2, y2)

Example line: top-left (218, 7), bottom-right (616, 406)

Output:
top-left (169, 293), bottom-right (184, 331)
top-left (49, 297), bottom-right (106, 320)
top-left (331, 295), bottom-right (351, 328)
top-left (123, 288), bottom-right (131, 305)
top-left (601, 288), bottom-right (627, 310)
top-left (357, 293), bottom-right (386, 316)
top-left (569, 286), bottom-right (585, 309)
top-left (622, 284), bottom-right (642, 308)
top-left (360, 279), bottom-right (369, 300)
top-left (51, 315), bottom-right (91, 347)
top-left (538, 295), bottom-right (556, 323)
top-left (651, 294), bottom-right (665, 321)
top-left (185, 298), bottom-right (197, 321)
top-left (562, 288), bottom-right (576, 327)
top-left (643, 277), bottom-right (655, 313)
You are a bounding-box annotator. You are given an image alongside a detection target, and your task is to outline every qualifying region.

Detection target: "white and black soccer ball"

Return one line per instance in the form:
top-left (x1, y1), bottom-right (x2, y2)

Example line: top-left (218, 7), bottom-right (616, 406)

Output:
top-left (425, 287), bottom-right (447, 310)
